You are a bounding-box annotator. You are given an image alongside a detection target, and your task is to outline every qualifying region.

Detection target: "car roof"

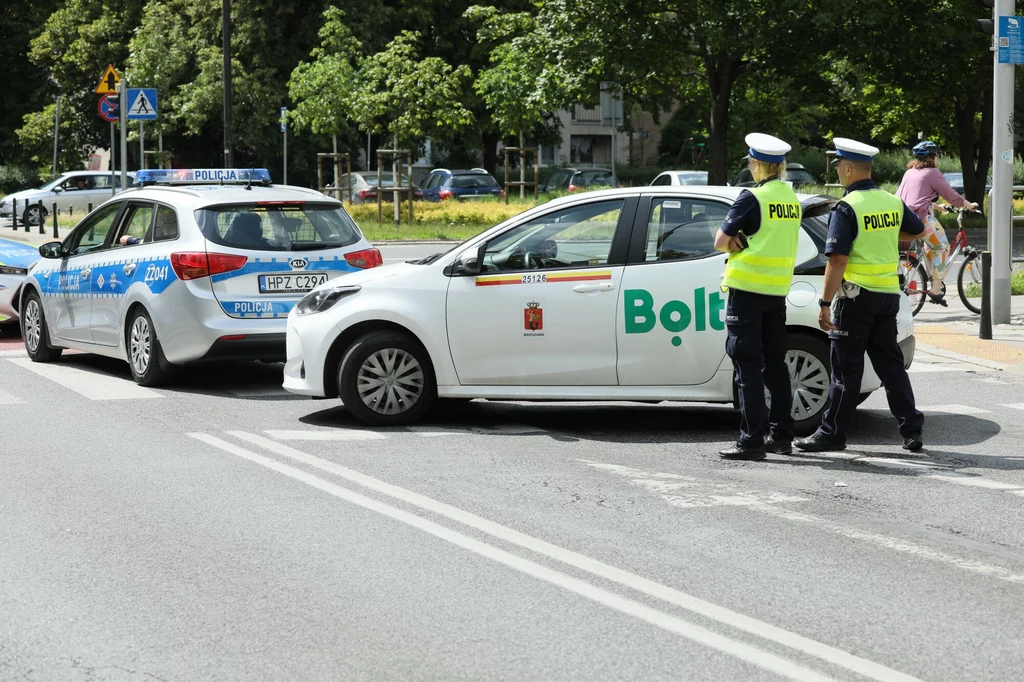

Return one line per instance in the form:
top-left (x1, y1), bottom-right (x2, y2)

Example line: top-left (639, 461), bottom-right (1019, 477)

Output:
top-left (61, 170), bottom-right (135, 177)
top-left (113, 183), bottom-right (338, 211)
top-left (535, 185), bottom-right (834, 208)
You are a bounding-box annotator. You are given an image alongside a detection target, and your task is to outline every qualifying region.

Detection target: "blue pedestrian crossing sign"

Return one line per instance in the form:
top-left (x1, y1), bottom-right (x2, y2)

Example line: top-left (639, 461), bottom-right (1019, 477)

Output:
top-left (126, 88), bottom-right (158, 121)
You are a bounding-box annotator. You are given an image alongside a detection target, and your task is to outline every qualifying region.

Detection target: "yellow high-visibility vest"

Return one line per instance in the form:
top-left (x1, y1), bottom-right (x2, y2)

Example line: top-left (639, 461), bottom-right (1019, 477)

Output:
top-left (722, 180), bottom-right (801, 296)
top-left (841, 189), bottom-right (904, 294)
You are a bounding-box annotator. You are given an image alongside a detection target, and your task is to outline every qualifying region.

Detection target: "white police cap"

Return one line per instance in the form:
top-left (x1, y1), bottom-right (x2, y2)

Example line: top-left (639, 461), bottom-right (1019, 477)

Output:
top-left (833, 137), bottom-right (879, 162)
top-left (745, 133), bottom-right (791, 163)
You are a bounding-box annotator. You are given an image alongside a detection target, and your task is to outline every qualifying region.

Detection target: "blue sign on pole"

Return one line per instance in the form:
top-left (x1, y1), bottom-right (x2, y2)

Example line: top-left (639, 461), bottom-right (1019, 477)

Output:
top-left (998, 16), bottom-right (1024, 64)
top-left (126, 88), bottom-right (158, 121)
top-left (280, 107), bottom-right (287, 133)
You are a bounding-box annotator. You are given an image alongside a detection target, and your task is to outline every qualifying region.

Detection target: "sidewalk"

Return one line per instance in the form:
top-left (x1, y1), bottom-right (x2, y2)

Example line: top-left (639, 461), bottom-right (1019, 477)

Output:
top-left (0, 221), bottom-right (59, 247)
top-left (913, 293), bottom-right (1024, 372)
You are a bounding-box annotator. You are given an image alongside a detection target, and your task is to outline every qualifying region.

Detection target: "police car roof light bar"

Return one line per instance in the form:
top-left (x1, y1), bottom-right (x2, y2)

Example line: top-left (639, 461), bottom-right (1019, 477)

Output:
top-left (134, 168), bottom-right (273, 187)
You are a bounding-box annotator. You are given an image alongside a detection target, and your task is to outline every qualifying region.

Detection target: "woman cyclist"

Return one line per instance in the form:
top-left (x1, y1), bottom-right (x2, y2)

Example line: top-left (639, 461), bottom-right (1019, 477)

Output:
top-left (896, 140), bottom-right (978, 306)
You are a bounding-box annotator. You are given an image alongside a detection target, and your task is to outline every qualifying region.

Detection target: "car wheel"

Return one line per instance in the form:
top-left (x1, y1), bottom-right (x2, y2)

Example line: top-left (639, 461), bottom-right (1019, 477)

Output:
top-left (786, 333), bottom-right (832, 437)
top-left (21, 291), bottom-right (62, 363)
top-left (125, 308), bottom-right (175, 387)
top-left (24, 204), bottom-right (46, 227)
top-left (337, 330), bottom-right (437, 426)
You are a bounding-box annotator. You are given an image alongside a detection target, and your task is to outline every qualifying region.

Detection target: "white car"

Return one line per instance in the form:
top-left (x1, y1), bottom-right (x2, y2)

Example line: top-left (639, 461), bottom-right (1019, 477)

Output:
top-left (651, 170), bottom-right (709, 186)
top-left (283, 187), bottom-right (915, 435)
top-left (19, 168), bottom-right (383, 385)
top-left (0, 171), bottom-right (135, 226)
top-left (0, 238), bottom-right (41, 325)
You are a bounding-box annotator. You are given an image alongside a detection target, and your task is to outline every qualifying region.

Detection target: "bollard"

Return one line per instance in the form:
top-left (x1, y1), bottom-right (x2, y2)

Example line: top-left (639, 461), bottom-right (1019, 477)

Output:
top-left (87, 202), bottom-right (93, 214)
top-left (33, 199), bottom-right (43, 232)
top-left (52, 203), bottom-right (59, 239)
top-left (980, 251), bottom-right (992, 340)
top-left (11, 198), bottom-right (16, 230)
top-left (45, 203), bottom-right (53, 235)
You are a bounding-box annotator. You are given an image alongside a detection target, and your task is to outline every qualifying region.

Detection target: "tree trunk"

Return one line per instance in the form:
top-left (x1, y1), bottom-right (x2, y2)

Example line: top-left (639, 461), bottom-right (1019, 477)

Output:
top-left (956, 85), bottom-right (993, 207)
top-left (703, 47), bottom-right (740, 186)
top-left (519, 130), bottom-right (526, 201)
top-left (482, 130), bottom-right (500, 175)
top-left (393, 131), bottom-right (400, 226)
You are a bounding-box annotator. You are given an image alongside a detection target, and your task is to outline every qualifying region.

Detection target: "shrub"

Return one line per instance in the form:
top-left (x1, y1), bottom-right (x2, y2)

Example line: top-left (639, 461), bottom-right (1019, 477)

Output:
top-left (0, 165), bottom-right (40, 196)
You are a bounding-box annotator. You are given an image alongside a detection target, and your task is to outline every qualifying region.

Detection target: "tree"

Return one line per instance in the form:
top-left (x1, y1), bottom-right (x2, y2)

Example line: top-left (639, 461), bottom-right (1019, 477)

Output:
top-left (467, 6), bottom-right (557, 199)
top-left (350, 30), bottom-right (473, 222)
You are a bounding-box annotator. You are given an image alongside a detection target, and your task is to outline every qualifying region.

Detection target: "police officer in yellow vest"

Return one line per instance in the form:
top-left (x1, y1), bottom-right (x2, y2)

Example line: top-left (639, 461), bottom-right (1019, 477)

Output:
top-left (795, 138), bottom-right (926, 453)
top-left (714, 133), bottom-right (802, 460)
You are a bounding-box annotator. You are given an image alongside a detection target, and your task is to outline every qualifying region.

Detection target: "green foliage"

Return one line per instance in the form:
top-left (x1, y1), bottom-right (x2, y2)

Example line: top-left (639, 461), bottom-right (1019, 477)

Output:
top-left (0, 166), bottom-right (42, 195)
top-left (350, 31), bottom-right (474, 145)
top-left (287, 7), bottom-right (362, 137)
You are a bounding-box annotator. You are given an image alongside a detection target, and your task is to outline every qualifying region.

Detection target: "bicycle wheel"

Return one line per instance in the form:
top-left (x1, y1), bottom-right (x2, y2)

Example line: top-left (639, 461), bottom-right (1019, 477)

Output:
top-left (899, 253), bottom-right (927, 316)
top-left (957, 250), bottom-right (982, 314)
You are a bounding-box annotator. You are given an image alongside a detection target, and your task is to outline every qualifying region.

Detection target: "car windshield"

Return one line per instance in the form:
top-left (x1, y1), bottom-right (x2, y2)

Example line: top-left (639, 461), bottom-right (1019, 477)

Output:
top-left (786, 169), bottom-right (815, 184)
top-left (451, 174), bottom-right (499, 189)
top-left (195, 203), bottom-right (362, 251)
top-left (39, 176), bottom-right (68, 191)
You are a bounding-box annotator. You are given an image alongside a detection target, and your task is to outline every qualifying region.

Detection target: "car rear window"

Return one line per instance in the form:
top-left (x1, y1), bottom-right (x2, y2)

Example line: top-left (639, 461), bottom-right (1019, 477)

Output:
top-left (450, 174), bottom-right (499, 189)
top-left (578, 171), bottom-right (612, 186)
top-left (195, 203), bottom-right (362, 251)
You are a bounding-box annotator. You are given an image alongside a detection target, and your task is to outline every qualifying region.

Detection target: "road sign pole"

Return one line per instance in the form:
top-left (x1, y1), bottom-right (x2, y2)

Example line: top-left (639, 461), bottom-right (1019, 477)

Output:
top-left (140, 122), bottom-right (145, 170)
top-left (52, 95), bottom-right (61, 176)
top-left (280, 106), bottom-right (288, 185)
top-left (991, 2), bottom-right (1016, 324)
top-left (119, 80), bottom-right (128, 192)
top-left (110, 121), bottom-right (116, 194)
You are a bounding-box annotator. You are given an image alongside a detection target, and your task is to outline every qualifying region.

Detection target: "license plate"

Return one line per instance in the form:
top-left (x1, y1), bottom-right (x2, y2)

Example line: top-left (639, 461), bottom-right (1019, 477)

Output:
top-left (258, 272), bottom-right (329, 294)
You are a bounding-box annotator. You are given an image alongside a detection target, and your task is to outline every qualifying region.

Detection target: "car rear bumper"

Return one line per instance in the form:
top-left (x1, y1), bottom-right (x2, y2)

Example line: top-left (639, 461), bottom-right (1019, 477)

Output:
top-left (899, 334), bottom-right (915, 370)
top-left (198, 333), bottom-right (286, 362)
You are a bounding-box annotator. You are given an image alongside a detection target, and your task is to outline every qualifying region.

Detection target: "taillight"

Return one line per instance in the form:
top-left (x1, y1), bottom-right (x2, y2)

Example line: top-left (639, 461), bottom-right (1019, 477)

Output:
top-left (170, 252), bottom-right (248, 280)
top-left (568, 184), bottom-right (579, 192)
top-left (439, 189), bottom-right (453, 200)
top-left (344, 248), bottom-right (383, 269)
top-left (498, 189), bottom-right (506, 199)
top-left (256, 201), bottom-right (305, 206)
top-left (359, 189), bottom-right (376, 199)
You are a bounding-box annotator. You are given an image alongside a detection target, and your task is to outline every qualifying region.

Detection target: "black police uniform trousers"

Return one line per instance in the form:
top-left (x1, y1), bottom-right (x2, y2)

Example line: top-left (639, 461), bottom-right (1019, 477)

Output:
top-left (725, 288), bottom-right (794, 447)
top-left (816, 289), bottom-right (924, 443)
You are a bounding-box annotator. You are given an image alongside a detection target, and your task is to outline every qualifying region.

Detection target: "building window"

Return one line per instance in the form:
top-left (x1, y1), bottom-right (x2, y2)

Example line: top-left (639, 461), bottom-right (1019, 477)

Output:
top-left (570, 135), bottom-right (611, 165)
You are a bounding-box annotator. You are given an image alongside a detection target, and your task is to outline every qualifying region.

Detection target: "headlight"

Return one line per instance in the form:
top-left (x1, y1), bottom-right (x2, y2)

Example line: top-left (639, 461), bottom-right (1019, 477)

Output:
top-left (295, 284), bottom-right (360, 315)
top-left (0, 266), bottom-right (28, 276)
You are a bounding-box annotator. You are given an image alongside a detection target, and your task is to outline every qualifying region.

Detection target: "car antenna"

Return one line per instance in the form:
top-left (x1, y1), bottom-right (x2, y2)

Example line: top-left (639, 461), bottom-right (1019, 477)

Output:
top-left (244, 165), bottom-right (256, 191)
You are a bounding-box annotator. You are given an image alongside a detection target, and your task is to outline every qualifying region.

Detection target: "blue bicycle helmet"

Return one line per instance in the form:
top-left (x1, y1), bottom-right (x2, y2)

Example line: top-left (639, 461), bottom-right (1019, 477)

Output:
top-left (912, 140), bottom-right (938, 157)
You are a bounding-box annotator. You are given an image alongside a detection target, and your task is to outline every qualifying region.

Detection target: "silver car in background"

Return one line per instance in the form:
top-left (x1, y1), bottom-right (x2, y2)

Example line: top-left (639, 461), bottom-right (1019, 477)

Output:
top-left (0, 171), bottom-right (135, 226)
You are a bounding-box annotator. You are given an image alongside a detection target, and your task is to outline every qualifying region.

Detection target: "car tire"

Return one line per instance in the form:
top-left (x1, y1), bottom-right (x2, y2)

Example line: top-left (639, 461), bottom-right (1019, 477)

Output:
top-left (24, 204), bottom-right (46, 227)
top-left (786, 333), bottom-right (832, 437)
top-left (21, 290), bottom-right (62, 363)
top-left (337, 330), bottom-right (437, 426)
top-left (125, 307), bottom-right (175, 387)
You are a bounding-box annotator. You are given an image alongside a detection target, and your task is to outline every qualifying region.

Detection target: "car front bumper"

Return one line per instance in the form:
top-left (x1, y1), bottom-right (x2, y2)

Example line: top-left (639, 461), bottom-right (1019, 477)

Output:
top-left (899, 334), bottom-right (916, 370)
top-left (0, 275), bottom-right (24, 323)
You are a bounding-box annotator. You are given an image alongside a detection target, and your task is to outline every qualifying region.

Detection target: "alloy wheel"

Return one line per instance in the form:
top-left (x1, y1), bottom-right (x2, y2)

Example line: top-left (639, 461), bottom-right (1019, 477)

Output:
top-left (130, 315), bottom-right (152, 376)
top-left (787, 349), bottom-right (830, 421)
top-left (356, 348), bottom-right (425, 415)
top-left (24, 299), bottom-right (41, 352)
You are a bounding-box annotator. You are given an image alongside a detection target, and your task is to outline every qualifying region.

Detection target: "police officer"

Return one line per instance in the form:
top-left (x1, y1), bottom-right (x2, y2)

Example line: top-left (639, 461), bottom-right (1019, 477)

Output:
top-left (715, 133), bottom-right (802, 460)
top-left (795, 138), bottom-right (926, 453)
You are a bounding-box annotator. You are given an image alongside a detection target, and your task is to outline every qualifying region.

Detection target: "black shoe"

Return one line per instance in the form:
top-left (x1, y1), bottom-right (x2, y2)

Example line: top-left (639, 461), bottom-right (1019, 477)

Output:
top-left (765, 436), bottom-right (792, 455)
top-left (902, 436), bottom-right (924, 452)
top-left (927, 292), bottom-right (948, 307)
top-left (719, 443), bottom-right (766, 460)
top-left (793, 433), bottom-right (846, 453)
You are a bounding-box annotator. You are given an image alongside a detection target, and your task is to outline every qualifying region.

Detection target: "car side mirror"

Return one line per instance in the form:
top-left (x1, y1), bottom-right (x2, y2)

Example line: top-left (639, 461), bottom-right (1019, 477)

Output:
top-left (52, 186), bottom-right (63, 193)
top-left (446, 243), bottom-right (486, 276)
top-left (39, 241), bottom-right (63, 259)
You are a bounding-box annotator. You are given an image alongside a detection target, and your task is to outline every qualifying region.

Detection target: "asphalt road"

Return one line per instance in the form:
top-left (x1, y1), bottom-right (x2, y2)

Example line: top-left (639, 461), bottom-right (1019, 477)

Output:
top-left (2, 315), bottom-right (1024, 681)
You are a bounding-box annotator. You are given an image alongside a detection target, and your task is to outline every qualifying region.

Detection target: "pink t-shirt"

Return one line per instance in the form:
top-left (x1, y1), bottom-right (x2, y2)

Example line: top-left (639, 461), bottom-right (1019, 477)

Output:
top-left (896, 167), bottom-right (967, 222)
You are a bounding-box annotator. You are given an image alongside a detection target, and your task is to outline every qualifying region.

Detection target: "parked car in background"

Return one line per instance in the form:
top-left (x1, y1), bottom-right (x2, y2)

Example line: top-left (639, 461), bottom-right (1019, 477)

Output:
top-left (650, 170), bottom-right (709, 186)
top-left (542, 168), bottom-right (618, 193)
top-left (420, 168), bottom-right (504, 202)
top-left (730, 163), bottom-right (815, 188)
top-left (0, 171), bottom-right (136, 226)
top-left (337, 172), bottom-right (421, 205)
top-left (0, 237), bottom-right (41, 326)
top-left (943, 172), bottom-right (992, 198)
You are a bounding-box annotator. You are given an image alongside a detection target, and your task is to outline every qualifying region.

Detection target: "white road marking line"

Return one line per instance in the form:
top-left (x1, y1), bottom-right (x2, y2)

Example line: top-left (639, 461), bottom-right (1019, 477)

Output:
top-left (587, 459), bottom-right (1024, 586)
top-left (853, 458), bottom-right (950, 471)
top-left (0, 349), bottom-right (27, 358)
top-left (1002, 403), bottom-right (1024, 411)
top-left (7, 358), bottom-right (162, 400)
top-left (228, 388), bottom-right (291, 397)
top-left (917, 404), bottom-right (991, 415)
top-left (265, 429), bottom-right (386, 441)
top-left (191, 433), bottom-right (841, 682)
top-left (0, 389), bottom-right (25, 405)
top-left (977, 377), bottom-right (1010, 385)
top-left (223, 431), bottom-right (920, 682)
top-left (407, 426), bottom-right (470, 437)
top-left (924, 474), bottom-right (1024, 491)
top-left (1010, 490), bottom-right (1024, 498)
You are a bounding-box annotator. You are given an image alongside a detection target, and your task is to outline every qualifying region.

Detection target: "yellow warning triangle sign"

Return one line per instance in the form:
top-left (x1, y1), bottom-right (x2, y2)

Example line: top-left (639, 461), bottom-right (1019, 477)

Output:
top-left (95, 65), bottom-right (122, 95)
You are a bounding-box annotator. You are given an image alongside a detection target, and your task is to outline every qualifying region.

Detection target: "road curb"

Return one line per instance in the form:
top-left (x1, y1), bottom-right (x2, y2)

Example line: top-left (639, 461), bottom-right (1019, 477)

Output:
top-left (914, 341), bottom-right (1012, 371)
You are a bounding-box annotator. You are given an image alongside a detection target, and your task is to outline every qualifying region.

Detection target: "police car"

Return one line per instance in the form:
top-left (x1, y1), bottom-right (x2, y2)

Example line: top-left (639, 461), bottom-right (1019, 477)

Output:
top-left (19, 168), bottom-right (382, 385)
top-left (283, 186), bottom-right (916, 435)
top-left (0, 238), bottom-right (41, 325)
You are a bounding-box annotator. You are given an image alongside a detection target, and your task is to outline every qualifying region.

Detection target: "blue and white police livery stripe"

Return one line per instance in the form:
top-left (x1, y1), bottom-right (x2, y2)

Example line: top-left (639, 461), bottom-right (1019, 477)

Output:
top-left (214, 255), bottom-right (360, 319)
top-left (0, 239), bottom-right (41, 268)
top-left (33, 255), bottom-right (176, 297)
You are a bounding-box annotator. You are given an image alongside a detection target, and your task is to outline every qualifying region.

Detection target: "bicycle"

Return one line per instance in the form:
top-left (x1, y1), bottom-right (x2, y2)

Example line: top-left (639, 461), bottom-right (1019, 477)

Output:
top-left (898, 205), bottom-right (983, 315)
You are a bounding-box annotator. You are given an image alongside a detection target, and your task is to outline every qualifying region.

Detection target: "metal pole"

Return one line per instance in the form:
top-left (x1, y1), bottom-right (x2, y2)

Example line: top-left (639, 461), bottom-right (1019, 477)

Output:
top-left (222, 0), bottom-right (233, 166)
top-left (377, 152), bottom-right (382, 227)
top-left (38, 201), bottom-right (44, 234)
top-left (52, 94), bottom-right (61, 176)
top-left (139, 122), bottom-right (145, 170)
top-left (333, 135), bottom-right (341, 201)
top-left (109, 121), bottom-right (116, 195)
top-left (51, 203), bottom-right (58, 239)
top-left (119, 80), bottom-right (128, 192)
top-left (11, 199), bottom-right (17, 230)
top-left (991, 0), bottom-right (1014, 324)
top-left (980, 251), bottom-right (993, 340)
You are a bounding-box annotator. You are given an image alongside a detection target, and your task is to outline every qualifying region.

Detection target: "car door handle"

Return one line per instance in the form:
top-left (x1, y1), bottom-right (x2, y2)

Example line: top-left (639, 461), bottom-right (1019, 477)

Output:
top-left (123, 263), bottom-right (137, 277)
top-left (573, 283), bottom-right (615, 293)
top-left (80, 268), bottom-right (91, 280)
